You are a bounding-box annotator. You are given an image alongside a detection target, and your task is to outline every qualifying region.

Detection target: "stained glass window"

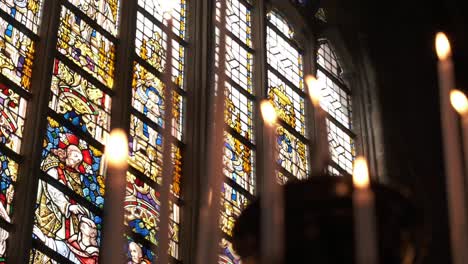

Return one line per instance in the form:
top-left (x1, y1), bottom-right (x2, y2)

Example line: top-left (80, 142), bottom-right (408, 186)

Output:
top-left (267, 10), bottom-right (309, 181)
top-left (67, 0), bottom-right (120, 36)
top-left (125, 236), bottom-right (155, 263)
top-left (0, 0), bottom-right (43, 33)
top-left (0, 83), bottom-right (27, 153)
top-left (317, 40), bottom-right (355, 175)
top-left (128, 0), bottom-right (187, 260)
top-left (216, 0), bottom-right (256, 255)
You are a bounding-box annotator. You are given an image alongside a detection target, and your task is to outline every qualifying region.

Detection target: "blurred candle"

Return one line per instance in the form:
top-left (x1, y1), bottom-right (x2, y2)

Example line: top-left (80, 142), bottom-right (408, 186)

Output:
top-left (451, 89), bottom-right (468, 176)
top-left (305, 75), bottom-right (330, 175)
top-left (158, 1), bottom-right (177, 263)
top-left (260, 100), bottom-right (284, 264)
top-left (101, 129), bottom-right (128, 263)
top-left (196, 0), bottom-right (227, 263)
top-left (436, 32), bottom-right (468, 264)
top-left (352, 157), bottom-right (377, 264)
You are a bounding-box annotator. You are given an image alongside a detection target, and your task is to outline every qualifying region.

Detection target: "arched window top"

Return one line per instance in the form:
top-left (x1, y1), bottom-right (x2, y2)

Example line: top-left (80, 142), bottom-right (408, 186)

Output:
top-left (317, 40), bottom-right (343, 81)
top-left (267, 10), bottom-right (294, 40)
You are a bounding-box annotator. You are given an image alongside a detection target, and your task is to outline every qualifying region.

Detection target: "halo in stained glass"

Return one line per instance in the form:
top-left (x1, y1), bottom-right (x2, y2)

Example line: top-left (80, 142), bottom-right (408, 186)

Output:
top-left (49, 59), bottom-right (112, 143)
top-left (40, 117), bottom-right (105, 208)
top-left (0, 0), bottom-right (43, 33)
top-left (0, 83), bottom-right (27, 153)
top-left (0, 17), bottom-right (35, 91)
top-left (0, 152), bottom-right (17, 222)
top-left (57, 7), bottom-right (116, 88)
top-left (67, 0), bottom-right (120, 36)
top-left (33, 180), bottom-right (102, 263)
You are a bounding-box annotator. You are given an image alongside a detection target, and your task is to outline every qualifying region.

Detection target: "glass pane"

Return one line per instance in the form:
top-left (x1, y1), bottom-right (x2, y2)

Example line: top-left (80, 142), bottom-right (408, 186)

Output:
top-left (40, 117), bottom-right (105, 208)
top-left (219, 238), bottom-right (241, 264)
top-left (0, 152), bottom-right (17, 222)
top-left (317, 42), bottom-right (342, 80)
top-left (132, 63), bottom-right (184, 140)
top-left (67, 0), bottom-right (120, 36)
top-left (135, 12), bottom-right (185, 88)
top-left (277, 127), bottom-right (308, 179)
top-left (266, 26), bottom-right (303, 90)
top-left (267, 11), bottom-right (294, 39)
top-left (224, 133), bottom-right (255, 195)
top-left (268, 71), bottom-right (306, 136)
top-left (0, 18), bottom-right (35, 91)
top-left (125, 236), bottom-right (155, 263)
top-left (0, 83), bottom-right (27, 153)
top-left (216, 0), bottom-right (252, 47)
top-left (220, 183), bottom-right (248, 237)
top-left (125, 172), bottom-right (180, 259)
top-left (317, 70), bottom-right (352, 129)
top-left (33, 180), bottom-right (102, 263)
top-left (327, 119), bottom-right (354, 174)
top-left (0, 0), bottom-right (43, 33)
top-left (57, 7), bottom-right (116, 88)
top-left (225, 83), bottom-right (254, 141)
top-left (49, 59), bottom-right (112, 142)
top-left (0, 227), bottom-right (7, 261)
top-left (137, 0), bottom-right (187, 39)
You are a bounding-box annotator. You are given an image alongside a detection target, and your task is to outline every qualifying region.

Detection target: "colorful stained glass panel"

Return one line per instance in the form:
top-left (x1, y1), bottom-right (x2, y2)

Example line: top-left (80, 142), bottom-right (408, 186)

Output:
top-left (266, 27), bottom-right (303, 90)
top-left (125, 236), bottom-right (155, 263)
top-left (268, 72), bottom-right (306, 136)
top-left (276, 127), bottom-right (308, 179)
top-left (135, 12), bottom-right (185, 88)
top-left (33, 180), bottom-right (102, 263)
top-left (67, 0), bottom-right (120, 36)
top-left (49, 59), bottom-right (112, 142)
top-left (225, 84), bottom-right (253, 141)
top-left (317, 70), bottom-right (352, 129)
top-left (0, 152), bottom-right (17, 222)
top-left (0, 0), bottom-right (43, 33)
top-left (137, 0), bottom-right (187, 39)
top-left (327, 119), bottom-right (354, 174)
top-left (57, 7), bottom-right (115, 88)
top-left (219, 238), bottom-right (241, 264)
top-left (0, 18), bottom-right (35, 91)
top-left (224, 133), bottom-right (254, 194)
top-left (40, 117), bottom-right (105, 208)
top-left (220, 183), bottom-right (248, 237)
top-left (0, 83), bottom-right (27, 153)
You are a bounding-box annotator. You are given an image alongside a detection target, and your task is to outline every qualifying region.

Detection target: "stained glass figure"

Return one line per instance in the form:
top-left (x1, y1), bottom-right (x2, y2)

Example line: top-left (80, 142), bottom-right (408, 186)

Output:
top-left (223, 133), bottom-right (254, 194)
top-left (0, 152), bottom-right (17, 222)
top-left (125, 172), bottom-right (180, 259)
top-left (219, 238), bottom-right (241, 264)
top-left (57, 7), bottom-right (115, 88)
top-left (40, 117), bottom-right (105, 208)
top-left (276, 127), bottom-right (308, 179)
top-left (0, 17), bottom-right (35, 91)
top-left (135, 12), bottom-right (185, 88)
top-left (49, 59), bottom-right (112, 143)
top-left (67, 0), bottom-right (120, 36)
top-left (33, 180), bottom-right (102, 263)
top-left (125, 236), bottom-right (155, 263)
top-left (268, 71), bottom-right (306, 135)
top-left (138, 0), bottom-right (187, 39)
top-left (0, 0), bottom-right (43, 33)
top-left (0, 83), bottom-right (27, 153)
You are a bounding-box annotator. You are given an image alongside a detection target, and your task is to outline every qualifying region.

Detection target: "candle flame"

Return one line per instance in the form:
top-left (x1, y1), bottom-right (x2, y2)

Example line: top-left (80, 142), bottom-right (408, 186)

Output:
top-left (106, 129), bottom-right (128, 167)
top-left (161, 0), bottom-right (177, 19)
top-left (450, 90), bottom-right (468, 115)
top-left (436, 32), bottom-right (451, 60)
top-left (353, 156), bottom-right (370, 189)
top-left (305, 75), bottom-right (321, 107)
top-left (261, 100), bottom-right (277, 126)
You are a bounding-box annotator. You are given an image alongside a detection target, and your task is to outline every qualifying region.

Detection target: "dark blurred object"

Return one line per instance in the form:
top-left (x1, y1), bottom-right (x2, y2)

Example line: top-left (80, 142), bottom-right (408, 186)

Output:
top-left (232, 175), bottom-right (428, 264)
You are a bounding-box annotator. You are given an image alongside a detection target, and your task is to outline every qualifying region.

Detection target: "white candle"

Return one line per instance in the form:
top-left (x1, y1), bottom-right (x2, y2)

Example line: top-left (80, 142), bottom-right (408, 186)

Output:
top-left (101, 129), bottom-right (129, 263)
top-left (260, 100), bottom-right (284, 263)
top-left (158, 1), bottom-right (177, 263)
top-left (305, 75), bottom-right (330, 175)
top-left (196, 0), bottom-right (227, 263)
top-left (436, 32), bottom-right (468, 264)
top-left (451, 89), bottom-right (468, 179)
top-left (352, 157), bottom-right (377, 264)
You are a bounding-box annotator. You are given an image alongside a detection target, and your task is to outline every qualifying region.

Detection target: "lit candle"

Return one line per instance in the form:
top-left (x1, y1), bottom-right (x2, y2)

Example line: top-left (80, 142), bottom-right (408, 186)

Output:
top-left (451, 89), bottom-right (468, 178)
top-left (158, 1), bottom-right (177, 263)
top-left (352, 157), bottom-right (377, 264)
top-left (101, 129), bottom-right (129, 263)
top-left (305, 75), bottom-right (330, 175)
top-left (436, 32), bottom-right (468, 264)
top-left (196, 0), bottom-right (227, 263)
top-left (260, 100), bottom-right (284, 264)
